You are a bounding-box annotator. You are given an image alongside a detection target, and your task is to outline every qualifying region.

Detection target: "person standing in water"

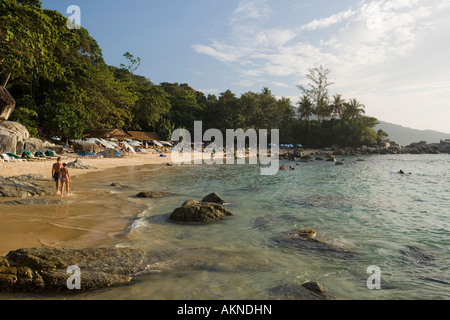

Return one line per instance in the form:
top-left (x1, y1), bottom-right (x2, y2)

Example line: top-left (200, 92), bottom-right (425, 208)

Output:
top-left (59, 163), bottom-right (71, 196)
top-left (52, 157), bottom-right (63, 195)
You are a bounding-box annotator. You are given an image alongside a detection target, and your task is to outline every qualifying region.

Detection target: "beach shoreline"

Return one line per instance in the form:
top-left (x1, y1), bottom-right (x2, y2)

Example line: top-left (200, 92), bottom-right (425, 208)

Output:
top-left (0, 151), bottom-right (175, 179)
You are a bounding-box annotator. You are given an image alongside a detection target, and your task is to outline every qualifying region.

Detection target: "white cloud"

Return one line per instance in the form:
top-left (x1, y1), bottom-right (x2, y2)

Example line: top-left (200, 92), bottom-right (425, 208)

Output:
top-left (300, 9), bottom-right (355, 31)
top-left (230, 0), bottom-right (273, 24)
top-left (192, 0), bottom-right (450, 132)
top-left (271, 81), bottom-right (291, 88)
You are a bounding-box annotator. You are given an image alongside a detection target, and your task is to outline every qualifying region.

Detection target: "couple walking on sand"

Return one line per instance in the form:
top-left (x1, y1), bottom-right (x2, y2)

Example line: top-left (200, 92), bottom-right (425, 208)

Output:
top-left (52, 157), bottom-right (71, 196)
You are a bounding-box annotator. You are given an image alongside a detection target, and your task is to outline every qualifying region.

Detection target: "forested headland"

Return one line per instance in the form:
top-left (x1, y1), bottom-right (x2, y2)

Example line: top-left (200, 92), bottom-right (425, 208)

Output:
top-left (1, 0), bottom-right (388, 148)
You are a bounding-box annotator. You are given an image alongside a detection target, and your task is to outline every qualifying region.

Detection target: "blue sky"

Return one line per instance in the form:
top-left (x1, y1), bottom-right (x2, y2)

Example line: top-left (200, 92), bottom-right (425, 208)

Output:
top-left (41, 0), bottom-right (450, 134)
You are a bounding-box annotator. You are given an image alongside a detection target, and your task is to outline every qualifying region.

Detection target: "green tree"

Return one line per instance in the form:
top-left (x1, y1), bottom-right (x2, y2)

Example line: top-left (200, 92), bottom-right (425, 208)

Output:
top-left (329, 94), bottom-right (346, 124)
top-left (298, 65), bottom-right (334, 121)
top-left (343, 98), bottom-right (366, 122)
top-left (297, 95), bottom-right (314, 134)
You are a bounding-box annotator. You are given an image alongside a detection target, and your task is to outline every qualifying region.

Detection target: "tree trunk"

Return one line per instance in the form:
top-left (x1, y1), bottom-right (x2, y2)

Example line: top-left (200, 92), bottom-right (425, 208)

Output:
top-left (0, 86), bottom-right (16, 121)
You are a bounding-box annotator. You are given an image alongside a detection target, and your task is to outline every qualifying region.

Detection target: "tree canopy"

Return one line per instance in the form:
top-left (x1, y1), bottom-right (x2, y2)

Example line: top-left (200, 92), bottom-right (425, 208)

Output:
top-left (1, 0), bottom-right (386, 148)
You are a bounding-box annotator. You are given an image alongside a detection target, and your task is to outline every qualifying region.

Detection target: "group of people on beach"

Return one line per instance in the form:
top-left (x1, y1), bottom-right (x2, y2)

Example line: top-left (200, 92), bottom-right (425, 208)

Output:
top-left (52, 158), bottom-right (71, 196)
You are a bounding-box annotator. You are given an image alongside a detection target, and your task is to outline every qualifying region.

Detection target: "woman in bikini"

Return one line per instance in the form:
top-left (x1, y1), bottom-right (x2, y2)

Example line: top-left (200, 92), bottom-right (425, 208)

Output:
top-left (59, 163), bottom-right (71, 196)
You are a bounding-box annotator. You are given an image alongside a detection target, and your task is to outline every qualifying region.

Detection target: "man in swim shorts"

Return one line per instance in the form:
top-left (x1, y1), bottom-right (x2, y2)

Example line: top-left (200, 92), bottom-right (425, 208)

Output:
top-left (52, 157), bottom-right (63, 195)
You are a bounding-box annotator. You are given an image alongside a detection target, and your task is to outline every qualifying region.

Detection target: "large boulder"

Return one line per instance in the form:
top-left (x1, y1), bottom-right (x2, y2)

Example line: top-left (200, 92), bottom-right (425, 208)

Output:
top-left (23, 138), bottom-right (44, 153)
top-left (0, 248), bottom-right (148, 292)
top-left (66, 158), bottom-right (94, 170)
top-left (0, 121), bottom-right (29, 154)
top-left (438, 143), bottom-right (450, 153)
top-left (0, 86), bottom-right (15, 121)
top-left (72, 141), bottom-right (100, 154)
top-left (169, 200), bottom-right (233, 223)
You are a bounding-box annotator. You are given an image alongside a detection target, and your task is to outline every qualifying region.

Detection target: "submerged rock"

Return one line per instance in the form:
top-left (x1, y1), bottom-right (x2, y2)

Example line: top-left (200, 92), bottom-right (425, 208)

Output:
top-left (0, 248), bottom-right (148, 292)
top-left (400, 245), bottom-right (437, 266)
top-left (270, 228), bottom-right (359, 259)
top-left (1, 199), bottom-right (71, 206)
top-left (169, 200), bottom-right (233, 223)
top-left (268, 282), bottom-right (336, 300)
top-left (136, 191), bottom-right (171, 198)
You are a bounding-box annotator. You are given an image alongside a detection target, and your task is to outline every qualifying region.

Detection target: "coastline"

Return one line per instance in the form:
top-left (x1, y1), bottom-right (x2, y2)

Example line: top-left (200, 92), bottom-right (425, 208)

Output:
top-left (0, 151), bottom-right (183, 256)
top-left (0, 151), bottom-right (174, 179)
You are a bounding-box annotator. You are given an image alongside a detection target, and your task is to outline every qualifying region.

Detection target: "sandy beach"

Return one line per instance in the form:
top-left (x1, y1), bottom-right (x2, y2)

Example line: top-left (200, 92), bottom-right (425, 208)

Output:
top-left (0, 151), bottom-right (174, 179)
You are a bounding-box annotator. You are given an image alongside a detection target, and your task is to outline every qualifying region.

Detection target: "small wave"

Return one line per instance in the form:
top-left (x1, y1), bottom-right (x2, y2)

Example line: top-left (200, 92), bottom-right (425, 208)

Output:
top-left (129, 217), bottom-right (149, 232)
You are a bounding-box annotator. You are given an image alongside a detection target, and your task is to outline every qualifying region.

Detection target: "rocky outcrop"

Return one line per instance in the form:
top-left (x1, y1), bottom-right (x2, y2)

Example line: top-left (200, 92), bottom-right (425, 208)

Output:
top-left (0, 175), bottom-right (44, 198)
top-left (0, 121), bottom-right (29, 154)
top-left (67, 158), bottom-right (95, 170)
top-left (0, 248), bottom-right (148, 292)
top-left (169, 199), bottom-right (233, 223)
top-left (333, 139), bottom-right (450, 156)
top-left (268, 282), bottom-right (336, 300)
top-left (0, 86), bottom-right (15, 121)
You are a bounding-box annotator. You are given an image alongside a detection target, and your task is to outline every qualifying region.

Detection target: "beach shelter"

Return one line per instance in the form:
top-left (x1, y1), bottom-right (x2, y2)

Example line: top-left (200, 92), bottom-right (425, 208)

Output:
top-left (123, 142), bottom-right (137, 154)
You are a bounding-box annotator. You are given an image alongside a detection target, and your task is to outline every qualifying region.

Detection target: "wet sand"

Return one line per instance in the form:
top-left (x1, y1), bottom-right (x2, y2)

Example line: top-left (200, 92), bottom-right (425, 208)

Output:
top-left (0, 151), bottom-right (181, 256)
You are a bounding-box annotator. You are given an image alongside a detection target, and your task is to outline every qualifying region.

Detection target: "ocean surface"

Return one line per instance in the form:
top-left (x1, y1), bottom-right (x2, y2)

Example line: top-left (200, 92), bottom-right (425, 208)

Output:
top-left (2, 154), bottom-right (449, 300)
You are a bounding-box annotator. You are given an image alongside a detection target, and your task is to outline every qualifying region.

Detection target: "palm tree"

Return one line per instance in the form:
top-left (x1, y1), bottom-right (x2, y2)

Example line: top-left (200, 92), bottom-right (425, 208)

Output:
top-left (329, 94), bottom-right (346, 124)
top-left (298, 95), bottom-right (314, 133)
top-left (343, 98), bottom-right (366, 121)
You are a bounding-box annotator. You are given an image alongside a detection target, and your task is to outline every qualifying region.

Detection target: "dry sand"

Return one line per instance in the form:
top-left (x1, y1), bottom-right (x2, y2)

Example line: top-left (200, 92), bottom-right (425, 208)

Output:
top-left (0, 151), bottom-right (174, 179)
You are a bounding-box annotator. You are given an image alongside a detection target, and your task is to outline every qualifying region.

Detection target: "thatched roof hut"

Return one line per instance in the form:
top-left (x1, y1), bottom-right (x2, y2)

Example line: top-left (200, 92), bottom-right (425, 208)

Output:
top-left (84, 129), bottom-right (131, 141)
top-left (126, 131), bottom-right (161, 142)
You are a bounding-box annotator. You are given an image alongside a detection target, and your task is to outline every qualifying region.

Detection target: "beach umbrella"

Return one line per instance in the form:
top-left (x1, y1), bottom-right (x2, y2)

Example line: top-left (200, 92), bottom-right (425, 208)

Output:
top-left (159, 141), bottom-right (173, 146)
top-left (153, 141), bottom-right (163, 147)
top-left (297, 144), bottom-right (303, 147)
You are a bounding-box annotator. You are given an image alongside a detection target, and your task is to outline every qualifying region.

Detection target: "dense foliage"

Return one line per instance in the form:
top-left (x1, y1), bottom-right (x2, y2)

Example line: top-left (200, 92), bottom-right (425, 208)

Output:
top-left (0, 0), bottom-right (386, 148)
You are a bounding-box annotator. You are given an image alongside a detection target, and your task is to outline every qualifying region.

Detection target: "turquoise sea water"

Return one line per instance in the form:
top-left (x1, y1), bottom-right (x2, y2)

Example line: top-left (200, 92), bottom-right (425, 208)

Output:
top-left (3, 154), bottom-right (450, 300)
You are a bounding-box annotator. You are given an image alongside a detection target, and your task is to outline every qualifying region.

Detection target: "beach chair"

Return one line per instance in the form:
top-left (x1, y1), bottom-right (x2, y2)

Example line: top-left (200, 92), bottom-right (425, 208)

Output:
top-left (6, 153), bottom-right (27, 163)
top-left (113, 150), bottom-right (124, 157)
top-left (22, 150), bottom-right (45, 161)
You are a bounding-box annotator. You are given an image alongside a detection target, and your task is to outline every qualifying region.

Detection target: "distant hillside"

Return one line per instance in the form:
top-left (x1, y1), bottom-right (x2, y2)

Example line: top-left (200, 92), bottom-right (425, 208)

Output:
top-left (375, 121), bottom-right (450, 146)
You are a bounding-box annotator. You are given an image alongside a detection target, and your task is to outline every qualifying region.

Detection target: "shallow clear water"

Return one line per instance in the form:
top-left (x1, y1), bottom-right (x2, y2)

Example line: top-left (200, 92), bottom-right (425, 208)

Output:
top-left (2, 154), bottom-right (449, 300)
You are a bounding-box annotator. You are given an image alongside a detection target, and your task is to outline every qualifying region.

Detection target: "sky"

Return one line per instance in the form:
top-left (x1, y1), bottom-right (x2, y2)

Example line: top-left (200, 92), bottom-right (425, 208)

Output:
top-left (41, 0), bottom-right (450, 134)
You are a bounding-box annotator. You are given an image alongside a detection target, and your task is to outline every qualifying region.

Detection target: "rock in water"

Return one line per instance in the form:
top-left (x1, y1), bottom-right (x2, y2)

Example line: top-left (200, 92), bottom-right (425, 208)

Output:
top-left (0, 248), bottom-right (148, 292)
top-left (270, 228), bottom-right (360, 259)
top-left (268, 282), bottom-right (336, 300)
top-left (136, 191), bottom-right (171, 198)
top-left (202, 193), bottom-right (227, 205)
top-left (169, 200), bottom-right (233, 223)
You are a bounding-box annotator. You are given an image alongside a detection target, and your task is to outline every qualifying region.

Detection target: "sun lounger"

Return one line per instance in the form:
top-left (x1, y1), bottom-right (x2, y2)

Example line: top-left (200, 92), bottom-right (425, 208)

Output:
top-left (22, 150), bottom-right (47, 161)
top-left (4, 153), bottom-right (26, 163)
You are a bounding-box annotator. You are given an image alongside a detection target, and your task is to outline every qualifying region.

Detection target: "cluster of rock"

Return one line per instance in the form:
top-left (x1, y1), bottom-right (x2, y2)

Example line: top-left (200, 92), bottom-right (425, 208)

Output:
top-left (0, 121), bottom-right (65, 156)
top-left (0, 188), bottom-right (340, 299)
top-left (169, 193), bottom-right (232, 223)
top-left (0, 175), bottom-right (46, 198)
top-left (333, 140), bottom-right (450, 156)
